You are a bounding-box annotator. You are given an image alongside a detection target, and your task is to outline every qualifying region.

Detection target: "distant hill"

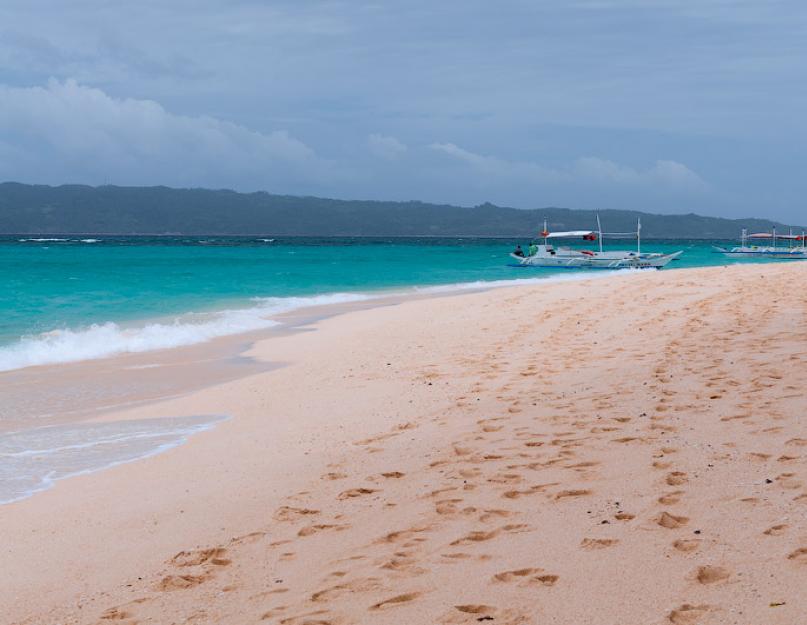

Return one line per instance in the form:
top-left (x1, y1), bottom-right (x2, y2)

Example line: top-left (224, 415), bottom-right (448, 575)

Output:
top-left (0, 182), bottom-right (802, 238)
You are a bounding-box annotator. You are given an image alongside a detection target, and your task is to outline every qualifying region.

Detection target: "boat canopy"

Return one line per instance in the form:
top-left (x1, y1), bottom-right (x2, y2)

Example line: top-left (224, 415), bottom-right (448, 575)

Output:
top-left (749, 233), bottom-right (804, 240)
top-left (544, 230), bottom-right (596, 239)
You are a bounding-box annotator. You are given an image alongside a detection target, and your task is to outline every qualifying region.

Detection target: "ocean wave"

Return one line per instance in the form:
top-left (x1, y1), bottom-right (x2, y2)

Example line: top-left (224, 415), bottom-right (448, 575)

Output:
top-left (0, 273), bottom-right (629, 372)
top-left (18, 237), bottom-right (68, 242)
top-left (17, 237), bottom-right (101, 243)
top-left (0, 292), bottom-right (371, 372)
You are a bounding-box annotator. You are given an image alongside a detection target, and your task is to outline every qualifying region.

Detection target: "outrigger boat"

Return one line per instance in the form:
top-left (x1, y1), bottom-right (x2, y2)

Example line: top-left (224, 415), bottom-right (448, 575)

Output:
top-left (509, 216), bottom-right (683, 270)
top-left (713, 228), bottom-right (807, 260)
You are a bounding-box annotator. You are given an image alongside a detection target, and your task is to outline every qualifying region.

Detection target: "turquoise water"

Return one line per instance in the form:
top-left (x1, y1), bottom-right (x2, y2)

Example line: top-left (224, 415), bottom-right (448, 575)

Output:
top-left (0, 236), bottom-right (748, 370)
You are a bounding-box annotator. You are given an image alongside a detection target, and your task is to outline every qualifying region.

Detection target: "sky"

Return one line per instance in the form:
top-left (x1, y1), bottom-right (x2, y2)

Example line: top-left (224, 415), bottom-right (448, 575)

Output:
top-left (0, 0), bottom-right (805, 222)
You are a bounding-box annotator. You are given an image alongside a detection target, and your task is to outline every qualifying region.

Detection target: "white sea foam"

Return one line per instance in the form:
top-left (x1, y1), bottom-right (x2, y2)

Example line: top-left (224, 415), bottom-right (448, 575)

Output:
top-left (0, 272), bottom-right (634, 373)
top-left (0, 292), bottom-right (371, 372)
top-left (0, 415), bottom-right (224, 504)
top-left (18, 237), bottom-right (68, 242)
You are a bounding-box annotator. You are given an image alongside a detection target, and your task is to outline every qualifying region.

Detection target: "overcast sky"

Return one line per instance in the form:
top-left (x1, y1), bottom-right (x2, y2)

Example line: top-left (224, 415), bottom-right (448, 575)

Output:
top-left (1, 0), bottom-right (805, 221)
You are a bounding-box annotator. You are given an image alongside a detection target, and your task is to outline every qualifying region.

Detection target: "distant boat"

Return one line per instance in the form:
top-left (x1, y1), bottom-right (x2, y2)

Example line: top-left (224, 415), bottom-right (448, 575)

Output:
top-left (510, 216), bottom-right (683, 270)
top-left (713, 228), bottom-right (807, 260)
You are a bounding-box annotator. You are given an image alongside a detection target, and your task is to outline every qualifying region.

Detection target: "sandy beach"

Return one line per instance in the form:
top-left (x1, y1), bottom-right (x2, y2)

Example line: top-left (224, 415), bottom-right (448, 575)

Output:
top-left (3, 263), bottom-right (807, 625)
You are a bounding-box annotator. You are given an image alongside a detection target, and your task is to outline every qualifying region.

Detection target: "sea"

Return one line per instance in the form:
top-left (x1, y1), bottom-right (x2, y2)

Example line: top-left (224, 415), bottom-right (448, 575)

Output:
top-left (0, 235), bottom-right (758, 503)
top-left (0, 235), bottom-right (742, 372)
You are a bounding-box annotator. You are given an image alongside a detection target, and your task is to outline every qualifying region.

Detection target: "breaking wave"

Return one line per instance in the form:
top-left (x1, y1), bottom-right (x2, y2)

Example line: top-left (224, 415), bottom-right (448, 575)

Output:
top-left (0, 292), bottom-right (371, 372)
top-left (0, 271), bottom-right (634, 373)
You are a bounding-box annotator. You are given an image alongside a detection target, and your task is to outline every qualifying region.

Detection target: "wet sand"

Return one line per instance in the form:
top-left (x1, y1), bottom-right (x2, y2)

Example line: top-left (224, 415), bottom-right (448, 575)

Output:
top-left (3, 263), bottom-right (807, 624)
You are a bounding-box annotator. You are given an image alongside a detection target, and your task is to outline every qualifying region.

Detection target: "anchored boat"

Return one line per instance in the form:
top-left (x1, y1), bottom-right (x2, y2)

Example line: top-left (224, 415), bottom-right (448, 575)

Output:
top-left (713, 228), bottom-right (807, 260)
top-left (510, 217), bottom-right (683, 270)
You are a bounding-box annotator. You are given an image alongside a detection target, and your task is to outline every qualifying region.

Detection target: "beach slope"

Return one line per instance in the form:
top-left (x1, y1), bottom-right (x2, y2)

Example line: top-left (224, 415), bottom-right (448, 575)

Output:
top-left (4, 263), bottom-right (807, 625)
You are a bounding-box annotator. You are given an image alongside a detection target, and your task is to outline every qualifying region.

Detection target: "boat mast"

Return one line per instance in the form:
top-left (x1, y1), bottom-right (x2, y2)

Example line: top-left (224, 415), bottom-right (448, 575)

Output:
top-left (637, 217), bottom-right (641, 254)
top-left (596, 213), bottom-right (603, 253)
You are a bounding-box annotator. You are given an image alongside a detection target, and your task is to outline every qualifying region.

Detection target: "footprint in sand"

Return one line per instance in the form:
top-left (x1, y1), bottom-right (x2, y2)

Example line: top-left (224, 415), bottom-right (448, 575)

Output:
top-left (99, 607), bottom-right (133, 620)
top-left (747, 452), bottom-right (771, 462)
top-left (323, 472), bottom-right (348, 480)
top-left (479, 509), bottom-right (513, 523)
top-left (438, 604), bottom-right (533, 625)
top-left (337, 487), bottom-right (378, 500)
top-left (763, 524), bottom-right (788, 536)
top-left (776, 473), bottom-right (803, 490)
top-left (666, 472), bottom-right (688, 486)
top-left (580, 538), bottom-right (619, 550)
top-left (369, 592), bottom-right (422, 610)
top-left (673, 539), bottom-right (701, 553)
top-left (435, 499), bottom-right (465, 515)
top-left (274, 506), bottom-right (320, 522)
top-left (380, 471), bottom-right (405, 479)
top-left (657, 511), bottom-right (689, 529)
top-left (492, 568), bottom-right (558, 587)
top-left (658, 491), bottom-right (684, 505)
top-left (376, 525), bottom-right (431, 545)
top-left (156, 572), bottom-right (211, 591)
top-left (451, 530), bottom-right (500, 545)
top-left (272, 608), bottom-right (341, 624)
top-left (311, 578), bottom-right (383, 603)
top-left (450, 524), bottom-right (530, 546)
top-left (170, 547), bottom-right (230, 567)
top-left (667, 604), bottom-right (710, 624)
top-left (554, 489), bottom-right (592, 500)
top-left (455, 605), bottom-right (495, 614)
top-left (787, 547), bottom-right (807, 564)
top-left (297, 524), bottom-right (349, 537)
top-left (695, 566), bottom-right (730, 584)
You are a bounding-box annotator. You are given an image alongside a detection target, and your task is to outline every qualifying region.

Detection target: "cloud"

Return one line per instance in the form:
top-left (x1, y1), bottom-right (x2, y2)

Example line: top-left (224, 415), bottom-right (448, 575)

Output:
top-left (574, 157), bottom-right (707, 190)
top-left (0, 79), bottom-right (328, 189)
top-left (429, 143), bottom-right (568, 183)
top-left (367, 133), bottom-right (407, 159)
top-left (430, 142), bottom-right (706, 191)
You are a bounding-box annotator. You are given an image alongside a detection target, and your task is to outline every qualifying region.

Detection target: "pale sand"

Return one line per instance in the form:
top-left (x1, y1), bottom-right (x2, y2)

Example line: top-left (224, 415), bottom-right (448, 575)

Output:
top-left (3, 263), bottom-right (807, 625)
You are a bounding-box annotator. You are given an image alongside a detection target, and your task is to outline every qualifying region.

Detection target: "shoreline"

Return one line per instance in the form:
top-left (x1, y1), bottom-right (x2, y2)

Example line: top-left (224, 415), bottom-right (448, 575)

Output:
top-left (0, 267), bottom-right (649, 374)
top-left (1, 270), bottom-right (644, 504)
top-left (3, 262), bottom-right (806, 624)
top-left (0, 270), bottom-right (637, 404)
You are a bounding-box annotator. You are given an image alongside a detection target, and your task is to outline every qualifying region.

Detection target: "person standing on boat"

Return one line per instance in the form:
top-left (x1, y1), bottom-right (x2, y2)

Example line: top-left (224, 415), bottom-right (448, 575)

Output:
top-left (528, 241), bottom-right (538, 257)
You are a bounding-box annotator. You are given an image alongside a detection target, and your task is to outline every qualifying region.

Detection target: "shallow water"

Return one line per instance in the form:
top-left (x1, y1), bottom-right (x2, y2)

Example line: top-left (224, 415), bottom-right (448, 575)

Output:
top-left (0, 236), bottom-right (752, 372)
top-left (0, 415), bottom-right (224, 504)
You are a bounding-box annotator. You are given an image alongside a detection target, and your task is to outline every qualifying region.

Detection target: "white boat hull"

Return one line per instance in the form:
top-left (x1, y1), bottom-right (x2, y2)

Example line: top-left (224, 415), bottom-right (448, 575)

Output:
top-left (511, 250), bottom-right (682, 269)
top-left (713, 247), bottom-right (807, 260)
